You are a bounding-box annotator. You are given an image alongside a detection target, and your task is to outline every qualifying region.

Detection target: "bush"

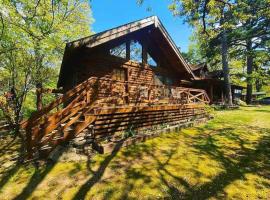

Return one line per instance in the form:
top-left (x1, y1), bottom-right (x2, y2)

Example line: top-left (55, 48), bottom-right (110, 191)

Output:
top-left (235, 98), bottom-right (247, 106)
top-left (123, 125), bottom-right (136, 138)
top-left (205, 104), bottom-right (215, 114)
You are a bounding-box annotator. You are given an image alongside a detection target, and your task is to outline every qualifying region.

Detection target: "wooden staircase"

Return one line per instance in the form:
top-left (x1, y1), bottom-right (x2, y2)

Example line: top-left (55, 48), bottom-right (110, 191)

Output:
top-left (20, 77), bottom-right (100, 159)
top-left (21, 77), bottom-right (210, 159)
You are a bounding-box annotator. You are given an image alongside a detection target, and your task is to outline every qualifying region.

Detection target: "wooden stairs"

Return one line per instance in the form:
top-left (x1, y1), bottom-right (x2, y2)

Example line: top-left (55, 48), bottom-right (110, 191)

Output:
top-left (20, 77), bottom-right (210, 159)
top-left (20, 77), bottom-right (101, 159)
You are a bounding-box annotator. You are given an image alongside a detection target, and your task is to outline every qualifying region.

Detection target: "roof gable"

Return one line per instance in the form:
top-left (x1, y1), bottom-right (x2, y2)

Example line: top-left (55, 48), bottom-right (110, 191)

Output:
top-left (65, 16), bottom-right (195, 78)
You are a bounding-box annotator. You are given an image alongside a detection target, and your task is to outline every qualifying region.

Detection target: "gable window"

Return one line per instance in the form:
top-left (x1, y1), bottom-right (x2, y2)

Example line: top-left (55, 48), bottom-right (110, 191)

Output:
top-left (110, 43), bottom-right (126, 59)
top-left (130, 40), bottom-right (142, 63)
top-left (147, 53), bottom-right (157, 67)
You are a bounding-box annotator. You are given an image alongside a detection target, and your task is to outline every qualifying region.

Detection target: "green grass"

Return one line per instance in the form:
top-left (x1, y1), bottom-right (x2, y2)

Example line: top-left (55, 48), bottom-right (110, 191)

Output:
top-left (0, 106), bottom-right (270, 199)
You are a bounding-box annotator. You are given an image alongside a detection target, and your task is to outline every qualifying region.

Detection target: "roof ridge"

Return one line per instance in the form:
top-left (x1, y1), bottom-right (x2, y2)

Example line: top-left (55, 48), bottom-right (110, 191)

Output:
top-left (67, 15), bottom-right (157, 46)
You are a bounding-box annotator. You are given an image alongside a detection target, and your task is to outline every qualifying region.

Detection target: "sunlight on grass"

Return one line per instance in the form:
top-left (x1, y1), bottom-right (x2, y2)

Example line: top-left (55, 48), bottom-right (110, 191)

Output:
top-left (0, 106), bottom-right (270, 199)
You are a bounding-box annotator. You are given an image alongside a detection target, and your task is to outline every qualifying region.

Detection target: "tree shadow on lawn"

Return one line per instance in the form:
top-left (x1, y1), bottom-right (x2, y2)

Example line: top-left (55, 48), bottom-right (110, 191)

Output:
top-left (12, 149), bottom-right (66, 200)
top-left (156, 125), bottom-right (270, 199)
top-left (2, 123), bottom-right (269, 199)
top-left (72, 140), bottom-right (125, 200)
top-left (71, 123), bottom-right (270, 199)
top-left (0, 135), bottom-right (22, 191)
top-left (252, 109), bottom-right (270, 113)
top-left (190, 126), bottom-right (269, 196)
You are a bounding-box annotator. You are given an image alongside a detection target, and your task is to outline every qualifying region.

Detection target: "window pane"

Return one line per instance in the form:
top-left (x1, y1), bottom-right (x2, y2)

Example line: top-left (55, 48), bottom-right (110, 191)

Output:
top-left (130, 40), bottom-right (142, 63)
top-left (147, 53), bottom-right (157, 67)
top-left (110, 43), bottom-right (126, 59)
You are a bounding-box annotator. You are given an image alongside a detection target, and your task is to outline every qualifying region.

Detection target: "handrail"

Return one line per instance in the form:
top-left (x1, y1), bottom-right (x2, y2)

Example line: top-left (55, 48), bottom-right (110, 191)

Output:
top-left (22, 76), bottom-right (210, 129)
top-left (20, 77), bottom-right (98, 129)
top-left (21, 76), bottom-right (210, 158)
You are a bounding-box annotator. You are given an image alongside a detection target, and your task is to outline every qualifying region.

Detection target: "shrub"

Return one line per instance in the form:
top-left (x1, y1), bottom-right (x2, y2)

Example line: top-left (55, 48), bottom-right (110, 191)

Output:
top-left (235, 98), bottom-right (247, 106)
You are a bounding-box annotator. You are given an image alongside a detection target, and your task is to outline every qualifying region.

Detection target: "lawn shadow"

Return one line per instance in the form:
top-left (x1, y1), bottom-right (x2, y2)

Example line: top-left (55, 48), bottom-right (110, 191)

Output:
top-left (72, 140), bottom-right (125, 200)
top-left (12, 148), bottom-right (66, 200)
top-left (253, 109), bottom-right (270, 113)
top-left (0, 135), bottom-right (23, 191)
top-left (185, 126), bottom-right (270, 199)
top-left (135, 123), bottom-right (270, 199)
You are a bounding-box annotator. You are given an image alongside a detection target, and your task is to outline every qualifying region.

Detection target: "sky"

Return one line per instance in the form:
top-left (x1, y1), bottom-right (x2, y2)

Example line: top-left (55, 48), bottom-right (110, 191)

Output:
top-left (90, 0), bottom-right (193, 52)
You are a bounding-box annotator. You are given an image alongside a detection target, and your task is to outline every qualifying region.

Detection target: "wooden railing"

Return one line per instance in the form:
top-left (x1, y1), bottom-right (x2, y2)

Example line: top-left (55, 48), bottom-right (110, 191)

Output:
top-left (21, 77), bottom-right (210, 158)
top-left (90, 78), bottom-right (210, 105)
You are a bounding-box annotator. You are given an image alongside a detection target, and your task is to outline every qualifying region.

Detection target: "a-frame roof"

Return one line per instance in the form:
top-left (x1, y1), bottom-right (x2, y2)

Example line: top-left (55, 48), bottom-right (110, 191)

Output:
top-left (68, 16), bottom-right (194, 75)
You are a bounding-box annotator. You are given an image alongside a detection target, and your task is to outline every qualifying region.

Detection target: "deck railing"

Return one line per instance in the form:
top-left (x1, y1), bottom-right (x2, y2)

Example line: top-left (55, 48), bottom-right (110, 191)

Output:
top-left (92, 77), bottom-right (210, 105)
top-left (21, 77), bottom-right (209, 158)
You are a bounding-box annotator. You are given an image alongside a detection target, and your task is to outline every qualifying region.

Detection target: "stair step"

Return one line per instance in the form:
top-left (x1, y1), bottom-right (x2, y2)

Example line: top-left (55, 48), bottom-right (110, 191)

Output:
top-left (39, 145), bottom-right (52, 151)
top-left (52, 136), bottom-right (64, 141)
top-left (84, 113), bottom-right (94, 116)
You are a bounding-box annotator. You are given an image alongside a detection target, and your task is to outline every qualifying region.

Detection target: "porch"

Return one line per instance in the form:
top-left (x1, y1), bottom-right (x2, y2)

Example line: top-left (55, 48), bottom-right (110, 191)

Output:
top-left (21, 77), bottom-right (210, 158)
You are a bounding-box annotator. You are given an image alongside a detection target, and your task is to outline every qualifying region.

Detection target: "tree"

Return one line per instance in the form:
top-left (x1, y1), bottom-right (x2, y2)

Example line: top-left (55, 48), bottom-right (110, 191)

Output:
top-left (138, 0), bottom-right (235, 105)
top-left (170, 0), bottom-right (236, 105)
top-left (228, 0), bottom-right (270, 104)
top-left (139, 0), bottom-right (270, 104)
top-left (0, 0), bottom-right (93, 137)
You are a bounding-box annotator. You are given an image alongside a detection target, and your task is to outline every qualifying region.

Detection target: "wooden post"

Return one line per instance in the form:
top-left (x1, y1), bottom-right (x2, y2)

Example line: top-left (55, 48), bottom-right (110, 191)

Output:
top-left (36, 83), bottom-right (43, 111)
top-left (86, 89), bottom-right (91, 104)
top-left (209, 85), bottom-right (213, 104)
top-left (142, 41), bottom-right (148, 65)
top-left (126, 40), bottom-right (130, 60)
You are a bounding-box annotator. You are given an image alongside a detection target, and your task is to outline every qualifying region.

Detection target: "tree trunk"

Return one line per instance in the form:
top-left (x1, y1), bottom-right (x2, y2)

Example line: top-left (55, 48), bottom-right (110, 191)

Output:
top-left (36, 83), bottom-right (43, 111)
top-left (246, 39), bottom-right (253, 104)
top-left (220, 14), bottom-right (233, 106)
top-left (255, 80), bottom-right (262, 92)
top-left (254, 65), bottom-right (262, 92)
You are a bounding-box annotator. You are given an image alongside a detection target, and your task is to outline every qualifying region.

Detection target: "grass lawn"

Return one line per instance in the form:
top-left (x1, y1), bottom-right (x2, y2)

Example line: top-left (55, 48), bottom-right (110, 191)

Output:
top-left (0, 106), bottom-right (270, 199)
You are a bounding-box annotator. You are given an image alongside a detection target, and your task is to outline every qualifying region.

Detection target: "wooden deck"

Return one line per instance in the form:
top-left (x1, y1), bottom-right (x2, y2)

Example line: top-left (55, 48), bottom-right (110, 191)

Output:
top-left (21, 77), bottom-right (210, 159)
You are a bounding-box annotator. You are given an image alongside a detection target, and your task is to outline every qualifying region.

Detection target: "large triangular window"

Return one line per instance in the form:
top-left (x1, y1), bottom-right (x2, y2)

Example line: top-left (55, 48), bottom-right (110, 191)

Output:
top-left (110, 43), bottom-right (126, 59)
top-left (147, 53), bottom-right (157, 67)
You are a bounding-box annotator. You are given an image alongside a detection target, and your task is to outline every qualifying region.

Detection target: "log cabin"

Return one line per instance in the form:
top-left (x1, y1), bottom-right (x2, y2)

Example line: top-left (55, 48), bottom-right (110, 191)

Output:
top-left (21, 16), bottom-right (211, 158)
top-left (187, 63), bottom-right (245, 104)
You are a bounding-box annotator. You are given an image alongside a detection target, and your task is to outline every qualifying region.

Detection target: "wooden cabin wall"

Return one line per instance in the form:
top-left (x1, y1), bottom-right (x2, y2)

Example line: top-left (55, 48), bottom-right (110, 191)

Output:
top-left (66, 50), bottom-right (156, 103)
top-left (60, 29), bottom-right (190, 100)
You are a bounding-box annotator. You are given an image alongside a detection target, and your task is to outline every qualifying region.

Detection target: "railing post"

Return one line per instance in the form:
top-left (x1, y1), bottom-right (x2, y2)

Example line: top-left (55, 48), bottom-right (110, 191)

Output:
top-left (125, 81), bottom-right (129, 104)
top-left (86, 89), bottom-right (90, 104)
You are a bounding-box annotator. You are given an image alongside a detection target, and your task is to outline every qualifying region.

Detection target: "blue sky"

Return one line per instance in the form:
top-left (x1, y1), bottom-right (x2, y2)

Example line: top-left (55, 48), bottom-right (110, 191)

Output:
top-left (90, 0), bottom-right (193, 52)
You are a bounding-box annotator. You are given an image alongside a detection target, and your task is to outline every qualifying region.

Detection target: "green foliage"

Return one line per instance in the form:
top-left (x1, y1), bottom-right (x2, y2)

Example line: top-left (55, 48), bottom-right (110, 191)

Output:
top-left (167, 0), bottom-right (270, 103)
top-left (123, 125), bottom-right (136, 138)
top-left (0, 95), bottom-right (15, 124)
top-left (235, 99), bottom-right (247, 107)
top-left (204, 104), bottom-right (215, 115)
top-left (0, 0), bottom-right (94, 121)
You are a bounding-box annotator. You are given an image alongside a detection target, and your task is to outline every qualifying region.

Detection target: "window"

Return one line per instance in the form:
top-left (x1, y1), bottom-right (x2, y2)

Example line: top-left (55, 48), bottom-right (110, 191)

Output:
top-left (130, 40), bottom-right (142, 63)
top-left (154, 75), bottom-right (164, 86)
top-left (234, 89), bottom-right (242, 94)
top-left (154, 75), bottom-right (173, 86)
top-left (147, 53), bottom-right (157, 67)
top-left (112, 69), bottom-right (126, 81)
top-left (110, 43), bottom-right (126, 59)
top-left (165, 77), bottom-right (173, 85)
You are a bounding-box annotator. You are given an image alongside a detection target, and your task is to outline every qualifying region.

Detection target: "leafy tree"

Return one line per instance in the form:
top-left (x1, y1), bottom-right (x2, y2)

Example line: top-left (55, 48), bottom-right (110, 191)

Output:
top-left (228, 0), bottom-right (270, 103)
top-left (0, 0), bottom-right (93, 136)
top-left (139, 0), bottom-right (270, 104)
top-left (139, 0), bottom-right (235, 105)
